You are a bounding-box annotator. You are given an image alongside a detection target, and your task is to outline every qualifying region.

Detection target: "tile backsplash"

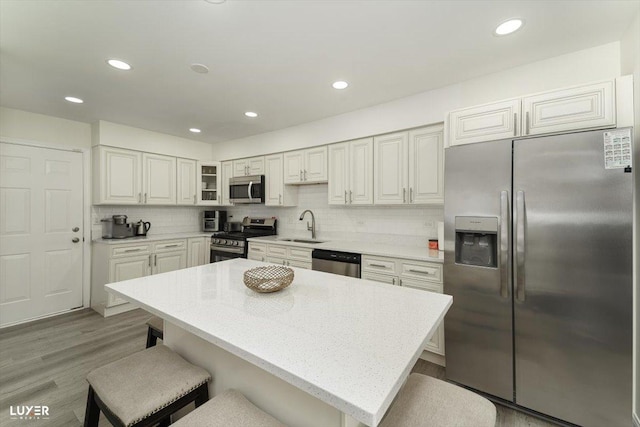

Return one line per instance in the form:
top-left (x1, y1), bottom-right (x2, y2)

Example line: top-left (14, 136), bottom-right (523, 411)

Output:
top-left (91, 205), bottom-right (205, 239)
top-left (226, 184), bottom-right (444, 247)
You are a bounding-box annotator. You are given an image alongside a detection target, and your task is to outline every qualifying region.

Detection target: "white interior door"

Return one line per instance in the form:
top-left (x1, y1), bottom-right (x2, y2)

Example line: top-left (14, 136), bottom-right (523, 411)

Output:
top-left (0, 143), bottom-right (83, 327)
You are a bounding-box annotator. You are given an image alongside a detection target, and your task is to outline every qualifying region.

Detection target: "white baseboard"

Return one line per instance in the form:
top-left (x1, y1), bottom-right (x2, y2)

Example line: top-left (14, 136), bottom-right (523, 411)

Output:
top-left (633, 412), bottom-right (639, 427)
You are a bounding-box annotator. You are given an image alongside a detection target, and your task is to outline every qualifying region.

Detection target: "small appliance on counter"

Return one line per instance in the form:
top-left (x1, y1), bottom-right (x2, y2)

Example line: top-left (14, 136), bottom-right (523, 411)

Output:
top-left (101, 215), bottom-right (150, 239)
top-left (134, 220), bottom-right (151, 236)
top-left (203, 210), bottom-right (227, 232)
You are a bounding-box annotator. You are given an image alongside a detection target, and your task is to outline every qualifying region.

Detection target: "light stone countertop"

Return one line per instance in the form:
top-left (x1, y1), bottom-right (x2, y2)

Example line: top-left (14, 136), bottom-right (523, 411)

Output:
top-left (247, 235), bottom-right (444, 263)
top-left (106, 258), bottom-right (452, 426)
top-left (93, 232), bottom-right (213, 244)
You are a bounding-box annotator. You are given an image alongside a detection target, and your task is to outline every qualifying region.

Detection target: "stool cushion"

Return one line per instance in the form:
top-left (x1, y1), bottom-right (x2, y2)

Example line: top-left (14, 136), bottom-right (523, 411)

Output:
top-left (87, 345), bottom-right (210, 427)
top-left (380, 373), bottom-right (496, 427)
top-left (146, 315), bottom-right (163, 333)
top-left (172, 390), bottom-right (286, 427)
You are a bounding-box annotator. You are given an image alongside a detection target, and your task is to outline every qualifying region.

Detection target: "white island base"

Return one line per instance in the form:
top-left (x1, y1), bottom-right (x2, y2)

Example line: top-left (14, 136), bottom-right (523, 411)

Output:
top-left (165, 321), bottom-right (364, 427)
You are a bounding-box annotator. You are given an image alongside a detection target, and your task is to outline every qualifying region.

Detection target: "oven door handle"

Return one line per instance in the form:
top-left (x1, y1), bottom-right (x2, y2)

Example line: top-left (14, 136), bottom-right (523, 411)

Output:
top-left (210, 245), bottom-right (244, 254)
top-left (248, 181), bottom-right (253, 202)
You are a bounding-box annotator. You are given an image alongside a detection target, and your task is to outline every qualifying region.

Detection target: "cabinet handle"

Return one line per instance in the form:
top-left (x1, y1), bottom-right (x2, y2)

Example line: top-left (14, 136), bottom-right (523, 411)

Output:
top-left (349, 190), bottom-right (353, 203)
top-left (193, 195), bottom-right (196, 204)
top-left (138, 193), bottom-right (142, 203)
top-left (514, 113), bottom-right (518, 136)
top-left (399, 279), bottom-right (403, 286)
top-left (408, 268), bottom-right (434, 275)
top-left (410, 188), bottom-right (413, 203)
top-left (154, 254), bottom-right (157, 266)
top-left (525, 111), bottom-right (530, 135)
top-left (403, 188), bottom-right (406, 203)
top-left (304, 169), bottom-right (307, 181)
top-left (163, 244), bottom-right (180, 248)
top-left (299, 170), bottom-right (303, 181)
top-left (344, 191), bottom-right (347, 204)
top-left (124, 248), bottom-right (142, 253)
top-left (148, 255), bottom-right (152, 267)
top-left (369, 263), bottom-right (386, 268)
top-left (392, 277), bottom-right (396, 286)
top-left (279, 194), bottom-right (282, 205)
top-left (144, 193), bottom-right (148, 203)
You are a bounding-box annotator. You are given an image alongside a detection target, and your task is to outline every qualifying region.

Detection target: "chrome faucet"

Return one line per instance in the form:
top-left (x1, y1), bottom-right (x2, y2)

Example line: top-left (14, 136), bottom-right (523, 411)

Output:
top-left (299, 209), bottom-right (316, 239)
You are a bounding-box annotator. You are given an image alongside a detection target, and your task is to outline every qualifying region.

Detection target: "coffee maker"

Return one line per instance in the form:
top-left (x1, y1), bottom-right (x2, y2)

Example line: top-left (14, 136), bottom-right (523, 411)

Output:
top-left (101, 215), bottom-right (136, 239)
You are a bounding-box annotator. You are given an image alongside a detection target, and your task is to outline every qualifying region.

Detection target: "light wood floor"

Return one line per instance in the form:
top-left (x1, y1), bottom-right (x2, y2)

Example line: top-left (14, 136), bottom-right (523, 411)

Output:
top-left (0, 308), bottom-right (558, 427)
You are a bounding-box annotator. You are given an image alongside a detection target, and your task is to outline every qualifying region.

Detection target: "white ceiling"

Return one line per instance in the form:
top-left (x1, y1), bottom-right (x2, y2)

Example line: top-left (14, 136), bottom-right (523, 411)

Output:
top-left (1, 1), bottom-right (637, 144)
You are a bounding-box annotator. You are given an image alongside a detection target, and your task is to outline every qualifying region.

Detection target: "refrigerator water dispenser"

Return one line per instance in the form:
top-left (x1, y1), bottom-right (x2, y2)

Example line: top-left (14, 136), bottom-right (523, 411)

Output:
top-left (454, 217), bottom-right (498, 268)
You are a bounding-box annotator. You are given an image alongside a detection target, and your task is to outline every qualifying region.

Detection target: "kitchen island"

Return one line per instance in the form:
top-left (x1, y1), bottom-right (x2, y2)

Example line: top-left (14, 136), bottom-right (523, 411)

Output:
top-left (106, 258), bottom-right (452, 427)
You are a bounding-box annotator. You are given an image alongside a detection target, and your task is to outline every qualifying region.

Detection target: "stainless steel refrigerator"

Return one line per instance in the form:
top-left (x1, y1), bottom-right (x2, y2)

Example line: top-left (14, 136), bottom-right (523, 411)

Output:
top-left (443, 128), bottom-right (632, 427)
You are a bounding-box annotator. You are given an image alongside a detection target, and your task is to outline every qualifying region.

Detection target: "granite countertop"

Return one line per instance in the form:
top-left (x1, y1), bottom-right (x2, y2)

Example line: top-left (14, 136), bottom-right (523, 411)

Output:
top-left (106, 258), bottom-right (452, 426)
top-left (247, 235), bottom-right (444, 263)
top-left (93, 232), bottom-right (213, 244)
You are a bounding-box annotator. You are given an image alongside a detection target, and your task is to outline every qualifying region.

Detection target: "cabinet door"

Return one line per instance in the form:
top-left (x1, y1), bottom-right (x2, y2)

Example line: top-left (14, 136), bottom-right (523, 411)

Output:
top-left (349, 138), bottom-right (373, 205)
top-left (283, 151), bottom-right (304, 184)
top-left (143, 153), bottom-right (176, 205)
top-left (153, 250), bottom-right (187, 274)
top-left (187, 237), bottom-right (206, 267)
top-left (108, 254), bottom-right (150, 306)
top-left (448, 99), bottom-right (520, 147)
top-left (304, 146), bottom-right (327, 183)
top-left (408, 126), bottom-right (444, 204)
top-left (401, 278), bottom-right (445, 355)
top-left (265, 154), bottom-right (284, 206)
top-left (198, 161), bottom-right (221, 205)
top-left (177, 158), bottom-right (197, 205)
top-left (220, 161), bottom-right (233, 206)
top-left (96, 146), bottom-right (142, 204)
top-left (522, 80), bottom-right (615, 136)
top-left (328, 143), bottom-right (348, 205)
top-left (233, 159), bottom-right (248, 177)
top-left (373, 132), bottom-right (408, 205)
top-left (247, 156), bottom-right (265, 175)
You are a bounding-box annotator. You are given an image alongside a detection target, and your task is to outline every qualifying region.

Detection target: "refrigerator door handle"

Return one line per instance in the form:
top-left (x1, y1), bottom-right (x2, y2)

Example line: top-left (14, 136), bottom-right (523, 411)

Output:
top-left (515, 190), bottom-right (526, 302)
top-left (500, 190), bottom-right (510, 298)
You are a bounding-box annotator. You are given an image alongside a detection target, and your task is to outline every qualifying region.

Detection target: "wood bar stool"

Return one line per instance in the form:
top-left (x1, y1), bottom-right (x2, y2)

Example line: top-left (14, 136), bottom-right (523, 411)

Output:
top-left (83, 345), bottom-right (210, 427)
top-left (145, 316), bottom-right (164, 348)
top-left (171, 389), bottom-right (286, 427)
top-left (379, 373), bottom-right (496, 427)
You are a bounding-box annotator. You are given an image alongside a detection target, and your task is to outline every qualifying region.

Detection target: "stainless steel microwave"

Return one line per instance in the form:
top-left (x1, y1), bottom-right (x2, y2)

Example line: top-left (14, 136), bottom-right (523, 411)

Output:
top-left (229, 175), bottom-right (265, 204)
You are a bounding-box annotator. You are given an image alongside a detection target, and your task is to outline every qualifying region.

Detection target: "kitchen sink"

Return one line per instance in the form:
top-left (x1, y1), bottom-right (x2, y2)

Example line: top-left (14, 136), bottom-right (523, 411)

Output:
top-left (278, 238), bottom-right (325, 244)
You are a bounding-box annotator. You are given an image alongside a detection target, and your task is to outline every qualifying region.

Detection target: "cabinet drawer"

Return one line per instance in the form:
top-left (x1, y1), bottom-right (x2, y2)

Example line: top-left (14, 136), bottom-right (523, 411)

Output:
top-left (288, 247), bottom-right (312, 261)
top-left (400, 261), bottom-right (442, 283)
top-left (401, 277), bottom-right (442, 293)
top-left (287, 259), bottom-right (311, 269)
top-left (110, 244), bottom-right (151, 258)
top-left (362, 255), bottom-right (398, 274)
top-left (153, 240), bottom-right (186, 253)
top-left (248, 242), bottom-right (267, 254)
top-left (425, 323), bottom-right (445, 356)
top-left (362, 271), bottom-right (398, 286)
top-left (267, 244), bottom-right (288, 258)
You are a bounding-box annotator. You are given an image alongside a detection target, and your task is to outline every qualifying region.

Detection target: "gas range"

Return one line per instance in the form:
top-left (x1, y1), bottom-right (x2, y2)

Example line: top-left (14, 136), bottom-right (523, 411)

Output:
top-left (210, 217), bottom-right (277, 259)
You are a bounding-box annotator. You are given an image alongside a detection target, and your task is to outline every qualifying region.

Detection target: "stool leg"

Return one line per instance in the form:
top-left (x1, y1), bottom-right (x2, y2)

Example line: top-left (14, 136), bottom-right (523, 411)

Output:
top-left (194, 383), bottom-right (209, 408)
top-left (146, 327), bottom-right (157, 348)
top-left (83, 386), bottom-right (100, 427)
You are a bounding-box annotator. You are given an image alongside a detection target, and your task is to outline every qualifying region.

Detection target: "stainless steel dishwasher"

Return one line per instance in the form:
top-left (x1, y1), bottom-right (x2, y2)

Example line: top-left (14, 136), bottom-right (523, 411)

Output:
top-left (311, 249), bottom-right (361, 278)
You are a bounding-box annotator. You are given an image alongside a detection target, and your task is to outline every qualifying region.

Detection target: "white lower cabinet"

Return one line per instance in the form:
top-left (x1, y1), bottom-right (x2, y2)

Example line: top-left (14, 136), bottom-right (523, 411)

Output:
top-left (362, 255), bottom-right (445, 357)
top-left (92, 239), bottom-right (188, 316)
top-left (248, 242), bottom-right (312, 269)
top-left (187, 237), bottom-right (209, 267)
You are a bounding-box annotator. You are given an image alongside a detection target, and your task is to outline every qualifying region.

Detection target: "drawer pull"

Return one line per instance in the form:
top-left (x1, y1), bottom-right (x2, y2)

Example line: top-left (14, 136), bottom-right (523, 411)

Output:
top-left (123, 248), bottom-right (142, 253)
top-left (408, 268), bottom-right (436, 275)
top-left (369, 263), bottom-right (387, 268)
top-left (162, 244), bottom-right (180, 248)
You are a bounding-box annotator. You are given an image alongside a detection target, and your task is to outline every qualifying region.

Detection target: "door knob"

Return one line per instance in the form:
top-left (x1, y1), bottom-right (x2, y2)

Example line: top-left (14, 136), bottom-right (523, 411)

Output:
top-left (72, 237), bottom-right (80, 243)
top-left (72, 227), bottom-right (79, 232)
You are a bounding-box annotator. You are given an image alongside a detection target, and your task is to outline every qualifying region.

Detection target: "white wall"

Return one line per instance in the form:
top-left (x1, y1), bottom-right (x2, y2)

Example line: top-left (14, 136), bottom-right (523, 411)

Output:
top-left (0, 107), bottom-right (91, 148)
top-left (212, 42), bottom-right (621, 160)
top-left (92, 120), bottom-right (213, 160)
top-left (620, 8), bottom-right (640, 426)
top-left (225, 185), bottom-right (443, 247)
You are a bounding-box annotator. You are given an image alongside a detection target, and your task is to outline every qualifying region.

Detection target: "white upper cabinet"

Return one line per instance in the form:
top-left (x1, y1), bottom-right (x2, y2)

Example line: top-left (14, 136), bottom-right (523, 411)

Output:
top-left (233, 156), bottom-right (265, 177)
top-left (265, 153), bottom-right (297, 206)
top-left (374, 132), bottom-right (409, 205)
top-left (408, 127), bottom-right (444, 204)
top-left (328, 138), bottom-right (373, 205)
top-left (448, 79), bottom-right (618, 147)
top-left (448, 99), bottom-right (521, 147)
top-left (522, 80), bottom-right (615, 136)
top-left (219, 161), bottom-right (233, 206)
top-left (374, 125), bottom-right (444, 205)
top-left (283, 147), bottom-right (328, 184)
top-left (197, 161), bottom-right (221, 205)
top-left (93, 146), bottom-right (143, 204)
top-left (142, 153), bottom-right (176, 205)
top-left (176, 158), bottom-right (197, 205)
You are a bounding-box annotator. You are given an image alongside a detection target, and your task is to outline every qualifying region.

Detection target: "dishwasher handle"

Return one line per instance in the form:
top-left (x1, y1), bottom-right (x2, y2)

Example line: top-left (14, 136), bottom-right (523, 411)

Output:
top-left (311, 249), bottom-right (361, 264)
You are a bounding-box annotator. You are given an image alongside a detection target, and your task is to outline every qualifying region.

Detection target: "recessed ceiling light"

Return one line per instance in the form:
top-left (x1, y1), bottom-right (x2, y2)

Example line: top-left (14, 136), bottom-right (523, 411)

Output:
top-left (189, 128), bottom-right (202, 133)
top-left (190, 63), bottom-right (209, 74)
top-left (245, 112), bottom-right (258, 118)
top-left (494, 19), bottom-right (524, 36)
top-left (332, 81), bottom-right (349, 90)
top-left (64, 96), bottom-right (84, 104)
top-left (204, 0), bottom-right (226, 4)
top-left (106, 59), bottom-right (132, 70)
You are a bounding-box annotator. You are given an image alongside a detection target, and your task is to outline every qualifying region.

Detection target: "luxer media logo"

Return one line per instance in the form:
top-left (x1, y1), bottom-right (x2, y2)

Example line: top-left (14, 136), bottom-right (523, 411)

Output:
top-left (9, 405), bottom-right (50, 420)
